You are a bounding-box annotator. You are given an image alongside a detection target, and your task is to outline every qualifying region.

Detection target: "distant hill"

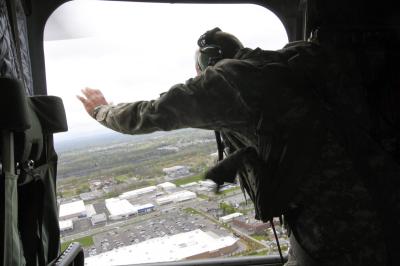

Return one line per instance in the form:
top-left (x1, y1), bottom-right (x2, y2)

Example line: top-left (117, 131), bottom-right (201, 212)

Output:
top-left (55, 128), bottom-right (209, 153)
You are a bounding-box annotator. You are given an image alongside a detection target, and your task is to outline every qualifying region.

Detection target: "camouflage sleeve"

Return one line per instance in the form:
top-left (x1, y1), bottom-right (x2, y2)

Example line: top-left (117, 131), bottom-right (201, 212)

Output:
top-left (93, 67), bottom-right (253, 135)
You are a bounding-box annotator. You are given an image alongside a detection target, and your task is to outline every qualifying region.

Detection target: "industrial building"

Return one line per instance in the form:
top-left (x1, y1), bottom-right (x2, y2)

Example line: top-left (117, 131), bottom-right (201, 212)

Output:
top-left (119, 186), bottom-right (157, 200)
top-left (91, 213), bottom-right (107, 226)
top-left (79, 190), bottom-right (103, 201)
top-left (162, 165), bottom-right (190, 179)
top-left (85, 204), bottom-right (97, 218)
top-left (179, 182), bottom-right (198, 188)
top-left (105, 198), bottom-right (137, 220)
top-left (219, 213), bottom-right (243, 223)
top-left (58, 200), bottom-right (87, 221)
top-left (155, 196), bottom-right (174, 205)
top-left (85, 229), bottom-right (239, 265)
top-left (137, 203), bottom-right (155, 214)
top-left (157, 182), bottom-right (177, 191)
top-left (173, 190), bottom-right (197, 202)
top-left (59, 220), bottom-right (73, 232)
top-left (155, 190), bottom-right (196, 205)
top-left (232, 216), bottom-right (269, 234)
top-left (198, 180), bottom-right (217, 190)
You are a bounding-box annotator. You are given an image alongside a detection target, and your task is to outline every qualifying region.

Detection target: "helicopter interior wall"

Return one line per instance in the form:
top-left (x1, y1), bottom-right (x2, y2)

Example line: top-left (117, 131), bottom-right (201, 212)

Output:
top-left (0, 0), bottom-right (34, 95)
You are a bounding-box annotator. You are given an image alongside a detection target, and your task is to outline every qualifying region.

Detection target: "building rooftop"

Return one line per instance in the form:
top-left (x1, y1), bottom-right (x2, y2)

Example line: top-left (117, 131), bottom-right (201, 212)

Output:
top-left (59, 219), bottom-right (73, 231)
top-left (198, 180), bottom-right (217, 188)
top-left (163, 165), bottom-right (187, 171)
top-left (119, 186), bottom-right (157, 199)
top-left (85, 204), bottom-right (97, 217)
top-left (219, 212), bottom-right (243, 222)
top-left (137, 203), bottom-right (154, 210)
top-left (105, 198), bottom-right (137, 218)
top-left (91, 213), bottom-right (107, 224)
top-left (85, 229), bottom-right (238, 266)
top-left (179, 182), bottom-right (198, 188)
top-left (156, 190), bottom-right (196, 204)
top-left (59, 200), bottom-right (86, 219)
top-left (157, 182), bottom-right (177, 189)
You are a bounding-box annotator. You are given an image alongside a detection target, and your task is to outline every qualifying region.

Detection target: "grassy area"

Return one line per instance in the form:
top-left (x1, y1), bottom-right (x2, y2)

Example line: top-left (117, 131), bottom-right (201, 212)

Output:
top-left (219, 186), bottom-right (241, 195)
top-left (235, 249), bottom-right (269, 257)
top-left (172, 173), bottom-right (204, 186)
top-left (251, 233), bottom-right (268, 241)
top-left (219, 201), bottom-right (237, 215)
top-left (183, 207), bottom-right (201, 215)
top-left (61, 235), bottom-right (94, 251)
top-left (58, 189), bottom-right (76, 198)
top-left (115, 174), bottom-right (129, 183)
top-left (197, 193), bottom-right (210, 200)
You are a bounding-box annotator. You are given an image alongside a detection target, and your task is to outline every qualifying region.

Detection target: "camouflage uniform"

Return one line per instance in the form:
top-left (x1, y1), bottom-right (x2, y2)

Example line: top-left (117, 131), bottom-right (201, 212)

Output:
top-left (93, 43), bottom-right (396, 265)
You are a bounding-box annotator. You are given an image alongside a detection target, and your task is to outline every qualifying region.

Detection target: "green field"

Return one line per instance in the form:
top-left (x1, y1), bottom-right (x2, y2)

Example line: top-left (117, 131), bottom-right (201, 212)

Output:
top-left (61, 235), bottom-right (94, 251)
top-left (172, 173), bottom-right (204, 186)
top-left (251, 233), bottom-right (268, 241)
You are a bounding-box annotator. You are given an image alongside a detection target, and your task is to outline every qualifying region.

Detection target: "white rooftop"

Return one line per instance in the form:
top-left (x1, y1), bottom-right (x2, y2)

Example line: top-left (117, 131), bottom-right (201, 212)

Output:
top-left (59, 219), bottom-right (73, 230)
top-left (219, 212), bottom-right (243, 222)
top-left (157, 182), bottom-right (177, 189)
top-left (199, 180), bottom-right (217, 188)
top-left (156, 190), bottom-right (196, 204)
top-left (163, 165), bottom-right (187, 172)
top-left (59, 200), bottom-right (86, 219)
top-left (179, 182), bottom-right (198, 188)
top-left (119, 186), bottom-right (157, 199)
top-left (85, 229), bottom-right (238, 266)
top-left (105, 198), bottom-right (137, 218)
top-left (91, 213), bottom-right (107, 224)
top-left (172, 190), bottom-right (196, 199)
top-left (137, 203), bottom-right (154, 209)
top-left (85, 204), bottom-right (97, 217)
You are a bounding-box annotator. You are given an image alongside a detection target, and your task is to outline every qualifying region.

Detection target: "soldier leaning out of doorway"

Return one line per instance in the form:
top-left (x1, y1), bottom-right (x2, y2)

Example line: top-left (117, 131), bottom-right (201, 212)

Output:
top-left (78, 27), bottom-right (400, 266)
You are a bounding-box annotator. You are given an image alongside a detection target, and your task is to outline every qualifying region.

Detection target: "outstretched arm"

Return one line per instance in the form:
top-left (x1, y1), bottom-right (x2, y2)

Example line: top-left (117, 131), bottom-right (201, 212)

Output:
top-left (77, 68), bottom-right (253, 135)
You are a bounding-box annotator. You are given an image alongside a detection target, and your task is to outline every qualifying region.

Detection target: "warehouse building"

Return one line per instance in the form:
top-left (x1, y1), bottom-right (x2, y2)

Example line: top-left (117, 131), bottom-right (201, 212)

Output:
top-left (105, 198), bottom-right (137, 220)
top-left (155, 196), bottom-right (174, 205)
top-left (91, 213), bottom-right (107, 226)
top-left (173, 190), bottom-right (197, 202)
top-left (85, 229), bottom-right (239, 265)
top-left (198, 180), bottom-right (217, 191)
top-left (179, 182), bottom-right (198, 189)
top-left (157, 182), bottom-right (177, 192)
top-left (137, 203), bottom-right (155, 214)
top-left (155, 190), bottom-right (196, 205)
top-left (79, 190), bottom-right (103, 201)
top-left (119, 186), bottom-right (157, 200)
top-left (59, 200), bottom-right (87, 221)
top-left (232, 216), bottom-right (269, 234)
top-left (85, 204), bottom-right (97, 218)
top-left (162, 165), bottom-right (190, 179)
top-left (59, 220), bottom-right (73, 232)
top-left (219, 213), bottom-right (243, 223)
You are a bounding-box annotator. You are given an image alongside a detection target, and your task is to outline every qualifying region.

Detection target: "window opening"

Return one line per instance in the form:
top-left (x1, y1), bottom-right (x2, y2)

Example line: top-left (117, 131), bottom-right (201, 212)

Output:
top-left (44, 1), bottom-right (288, 264)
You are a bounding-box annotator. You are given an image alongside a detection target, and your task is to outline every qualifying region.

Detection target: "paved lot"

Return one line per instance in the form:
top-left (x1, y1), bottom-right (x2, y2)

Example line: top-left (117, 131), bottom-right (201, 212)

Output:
top-left (85, 207), bottom-right (234, 257)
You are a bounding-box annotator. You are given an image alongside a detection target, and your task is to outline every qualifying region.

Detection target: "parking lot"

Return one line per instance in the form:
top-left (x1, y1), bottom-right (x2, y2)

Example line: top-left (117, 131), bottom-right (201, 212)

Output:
top-left (86, 206), bottom-right (235, 257)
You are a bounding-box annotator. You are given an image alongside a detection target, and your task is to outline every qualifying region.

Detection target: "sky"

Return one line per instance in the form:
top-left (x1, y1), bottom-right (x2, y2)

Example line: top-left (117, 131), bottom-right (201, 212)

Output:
top-left (43, 1), bottom-right (288, 143)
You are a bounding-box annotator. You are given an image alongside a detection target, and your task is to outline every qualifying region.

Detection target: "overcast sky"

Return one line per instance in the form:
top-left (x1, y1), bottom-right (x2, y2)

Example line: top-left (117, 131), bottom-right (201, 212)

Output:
top-left (44, 1), bottom-right (288, 144)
